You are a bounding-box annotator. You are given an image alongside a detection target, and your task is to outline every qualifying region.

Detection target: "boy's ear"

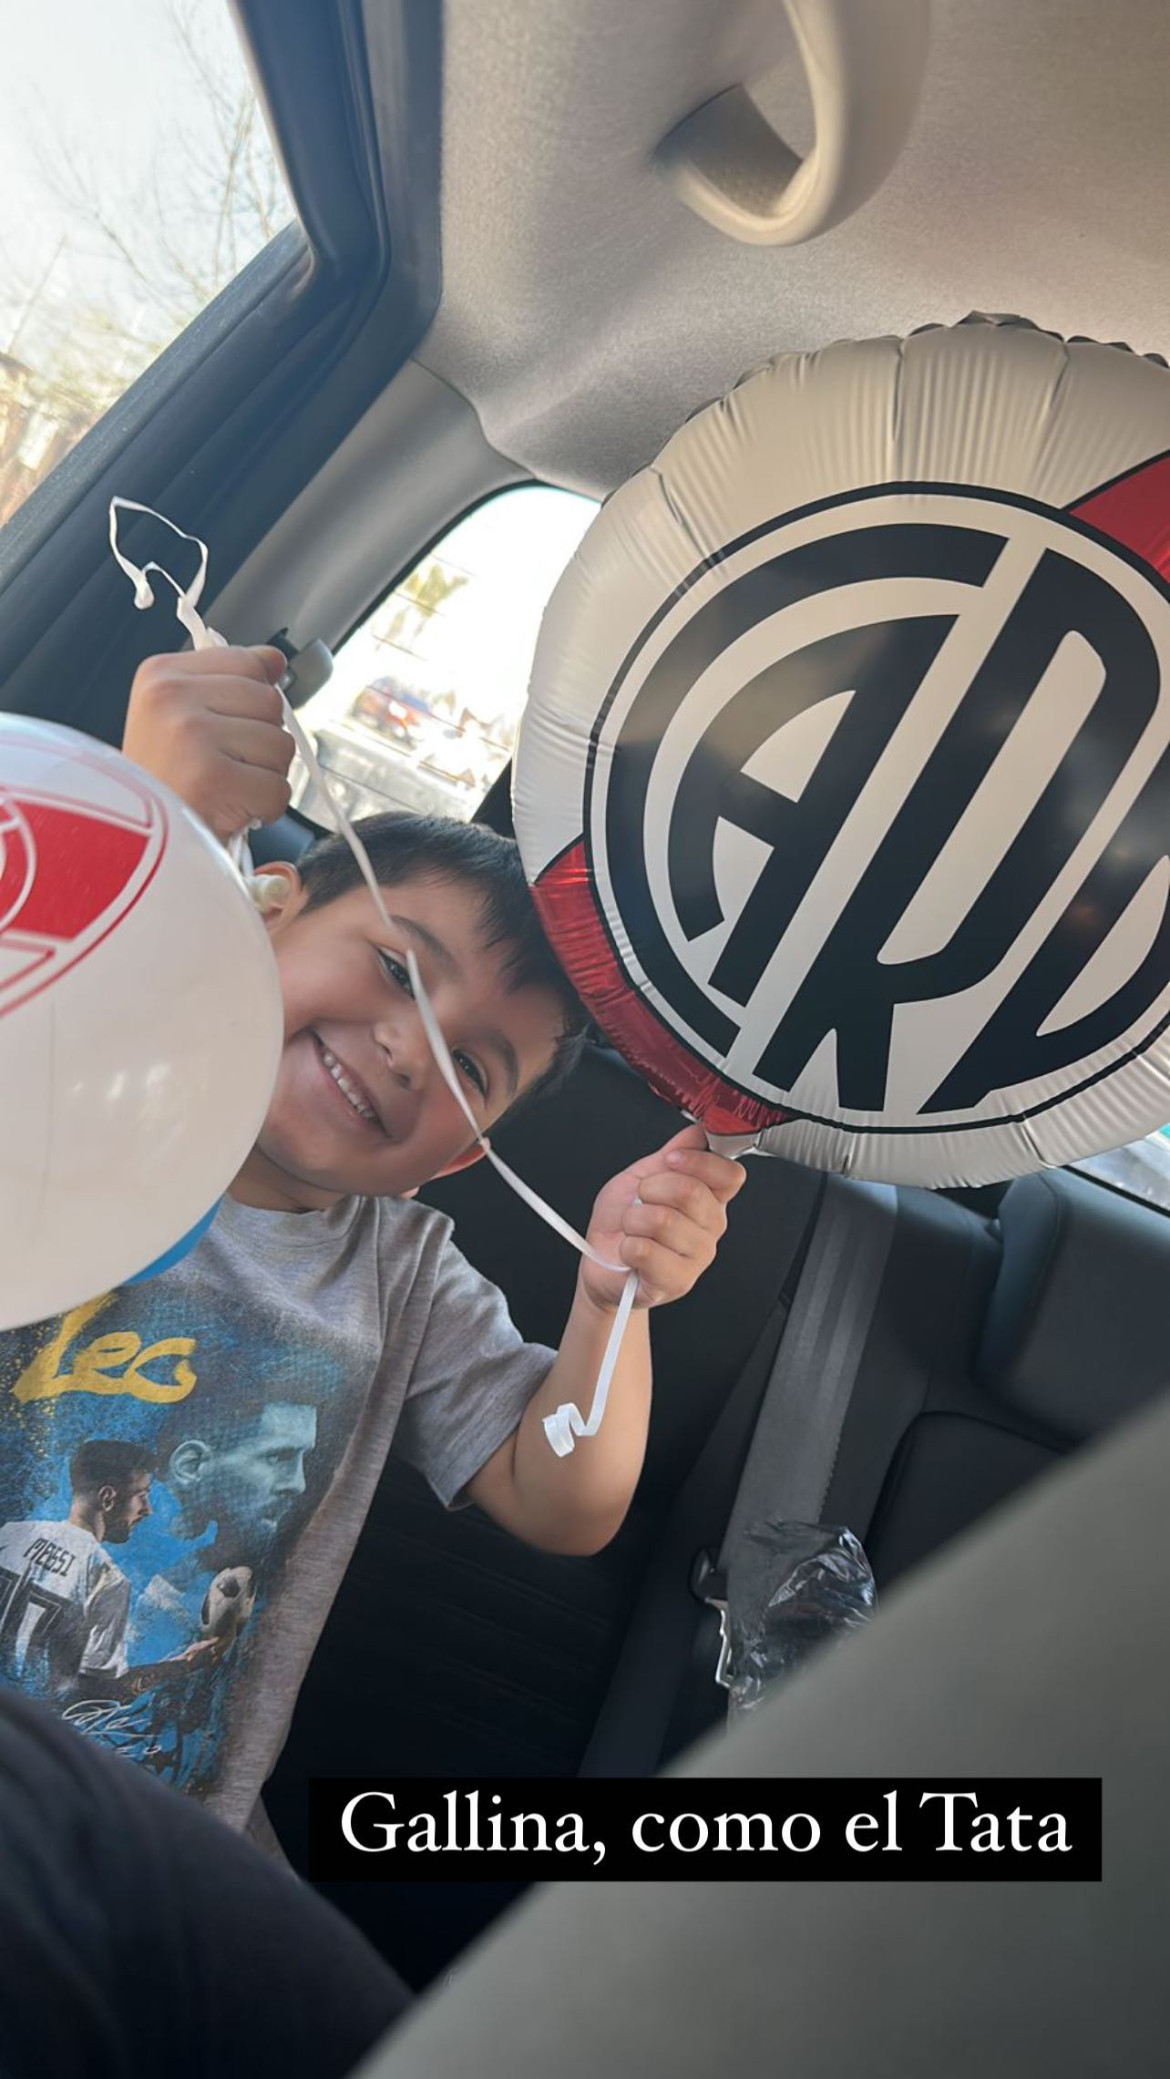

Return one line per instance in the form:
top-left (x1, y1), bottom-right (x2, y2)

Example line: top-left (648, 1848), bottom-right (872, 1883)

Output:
top-left (246, 863), bottom-right (305, 930)
top-left (395, 1141), bottom-right (486, 1199)
top-left (426, 1141), bottom-right (489, 1184)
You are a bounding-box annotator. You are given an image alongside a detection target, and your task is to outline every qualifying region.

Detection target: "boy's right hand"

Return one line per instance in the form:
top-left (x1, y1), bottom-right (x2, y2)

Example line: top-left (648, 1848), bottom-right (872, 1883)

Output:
top-left (122, 645), bottom-right (294, 843)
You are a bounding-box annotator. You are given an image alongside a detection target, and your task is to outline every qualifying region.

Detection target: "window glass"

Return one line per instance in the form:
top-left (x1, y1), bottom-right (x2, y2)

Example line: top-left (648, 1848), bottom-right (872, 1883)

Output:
top-left (0, 0), bottom-right (294, 527)
top-left (1071, 1127), bottom-right (1170, 1213)
top-left (292, 485), bottom-right (598, 825)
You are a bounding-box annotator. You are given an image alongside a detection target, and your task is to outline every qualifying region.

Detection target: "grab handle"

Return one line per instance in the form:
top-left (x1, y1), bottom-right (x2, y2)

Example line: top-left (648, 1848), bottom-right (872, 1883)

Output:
top-left (657, 0), bottom-right (929, 247)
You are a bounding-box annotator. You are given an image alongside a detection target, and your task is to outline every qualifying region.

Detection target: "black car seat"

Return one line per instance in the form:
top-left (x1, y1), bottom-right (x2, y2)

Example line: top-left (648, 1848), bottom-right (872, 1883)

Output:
top-left (830, 1162), bottom-right (1170, 1587)
top-left (247, 810), bottom-right (316, 866)
top-left (587, 1159), bottom-right (1170, 1777)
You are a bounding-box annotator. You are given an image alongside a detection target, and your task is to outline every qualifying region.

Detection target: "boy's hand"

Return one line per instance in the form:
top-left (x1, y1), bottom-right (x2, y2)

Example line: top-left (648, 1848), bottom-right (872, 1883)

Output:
top-left (579, 1122), bottom-right (746, 1313)
top-left (122, 645), bottom-right (294, 842)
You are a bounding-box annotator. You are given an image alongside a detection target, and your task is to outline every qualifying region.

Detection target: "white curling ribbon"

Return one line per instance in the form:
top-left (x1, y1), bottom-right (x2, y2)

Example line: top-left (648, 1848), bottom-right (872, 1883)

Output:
top-left (110, 497), bottom-right (638, 1455)
top-left (542, 1263), bottom-right (638, 1457)
top-left (404, 946), bottom-right (638, 1458)
top-left (110, 499), bottom-right (254, 867)
top-left (110, 501), bottom-right (407, 916)
top-left (109, 496), bottom-right (212, 629)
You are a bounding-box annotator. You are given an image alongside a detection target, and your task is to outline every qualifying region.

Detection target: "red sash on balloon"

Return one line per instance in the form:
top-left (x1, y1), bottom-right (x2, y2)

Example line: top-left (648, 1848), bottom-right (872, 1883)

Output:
top-left (0, 762), bottom-right (164, 1022)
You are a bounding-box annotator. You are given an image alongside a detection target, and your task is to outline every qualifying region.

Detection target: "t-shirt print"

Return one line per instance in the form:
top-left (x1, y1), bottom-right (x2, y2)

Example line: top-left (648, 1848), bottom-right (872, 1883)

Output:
top-left (0, 1277), bottom-right (363, 1799)
top-left (0, 1190), bottom-right (553, 1830)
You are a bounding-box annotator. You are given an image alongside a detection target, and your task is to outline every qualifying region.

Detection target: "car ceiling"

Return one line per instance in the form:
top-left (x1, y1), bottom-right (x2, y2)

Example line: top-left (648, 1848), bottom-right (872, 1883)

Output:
top-left (413, 0), bottom-right (1170, 499)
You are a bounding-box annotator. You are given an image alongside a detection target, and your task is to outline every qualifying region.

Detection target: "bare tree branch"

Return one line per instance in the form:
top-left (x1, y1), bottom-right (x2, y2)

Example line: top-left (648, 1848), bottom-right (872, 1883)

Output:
top-left (2, 1), bottom-right (292, 435)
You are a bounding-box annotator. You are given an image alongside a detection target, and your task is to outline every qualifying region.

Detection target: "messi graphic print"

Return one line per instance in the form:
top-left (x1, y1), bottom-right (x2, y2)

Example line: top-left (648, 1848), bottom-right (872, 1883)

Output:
top-left (0, 1270), bottom-right (360, 1798)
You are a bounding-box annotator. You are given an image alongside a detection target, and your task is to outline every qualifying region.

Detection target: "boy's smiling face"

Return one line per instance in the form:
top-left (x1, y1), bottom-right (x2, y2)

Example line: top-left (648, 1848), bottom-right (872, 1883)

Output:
top-left (232, 871), bottom-right (568, 1212)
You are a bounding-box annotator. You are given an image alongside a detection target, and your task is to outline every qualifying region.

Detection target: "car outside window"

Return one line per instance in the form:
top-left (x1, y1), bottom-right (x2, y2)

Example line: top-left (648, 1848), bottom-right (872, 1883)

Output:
top-left (291, 484), bottom-right (597, 826)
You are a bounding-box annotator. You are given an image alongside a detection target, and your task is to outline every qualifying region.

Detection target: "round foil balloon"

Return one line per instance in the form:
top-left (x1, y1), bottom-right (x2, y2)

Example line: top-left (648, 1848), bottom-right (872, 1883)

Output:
top-left (0, 717), bottom-right (283, 1328)
top-left (516, 316), bottom-right (1170, 1185)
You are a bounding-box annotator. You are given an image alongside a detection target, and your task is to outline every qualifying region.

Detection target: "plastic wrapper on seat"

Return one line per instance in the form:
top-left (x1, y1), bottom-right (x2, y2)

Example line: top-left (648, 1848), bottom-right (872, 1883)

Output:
top-left (717, 1521), bottom-right (876, 1722)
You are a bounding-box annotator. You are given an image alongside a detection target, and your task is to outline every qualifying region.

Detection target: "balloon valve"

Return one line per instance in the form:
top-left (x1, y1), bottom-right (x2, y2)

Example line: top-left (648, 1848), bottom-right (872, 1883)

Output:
top-left (708, 1131), bottom-right (761, 1159)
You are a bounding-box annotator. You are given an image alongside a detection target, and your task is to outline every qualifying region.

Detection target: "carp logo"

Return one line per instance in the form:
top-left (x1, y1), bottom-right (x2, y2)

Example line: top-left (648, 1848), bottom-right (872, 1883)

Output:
top-left (582, 483), bottom-right (1170, 1135)
top-left (0, 753), bottom-right (165, 1023)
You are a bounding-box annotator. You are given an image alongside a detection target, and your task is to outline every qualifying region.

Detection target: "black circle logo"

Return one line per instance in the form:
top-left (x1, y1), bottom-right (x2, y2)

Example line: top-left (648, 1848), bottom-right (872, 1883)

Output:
top-left (586, 487), bottom-right (1170, 1137)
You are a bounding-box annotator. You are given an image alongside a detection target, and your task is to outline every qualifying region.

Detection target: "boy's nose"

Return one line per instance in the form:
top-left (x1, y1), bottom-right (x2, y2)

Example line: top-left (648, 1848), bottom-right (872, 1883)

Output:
top-left (373, 1012), bottom-right (430, 1090)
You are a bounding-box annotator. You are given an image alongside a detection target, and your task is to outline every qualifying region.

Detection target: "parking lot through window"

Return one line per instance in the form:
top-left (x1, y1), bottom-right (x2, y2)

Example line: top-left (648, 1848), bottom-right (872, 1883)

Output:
top-left (291, 485), bottom-right (597, 826)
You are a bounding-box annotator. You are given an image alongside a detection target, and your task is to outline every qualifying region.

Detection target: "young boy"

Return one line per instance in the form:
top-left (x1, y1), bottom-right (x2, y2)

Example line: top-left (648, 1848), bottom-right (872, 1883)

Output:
top-left (0, 645), bottom-right (743, 1831)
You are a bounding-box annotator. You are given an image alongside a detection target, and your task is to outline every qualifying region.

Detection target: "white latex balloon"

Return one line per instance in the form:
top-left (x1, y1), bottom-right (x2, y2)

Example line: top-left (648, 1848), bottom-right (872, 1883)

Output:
top-left (0, 716), bottom-right (283, 1329)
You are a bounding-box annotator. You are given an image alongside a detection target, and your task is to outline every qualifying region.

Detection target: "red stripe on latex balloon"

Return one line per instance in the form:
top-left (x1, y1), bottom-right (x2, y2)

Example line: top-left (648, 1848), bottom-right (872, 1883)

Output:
top-left (8, 801), bottom-right (151, 940)
top-left (0, 803), bottom-right (33, 934)
top-left (1070, 450), bottom-right (1170, 575)
top-left (533, 838), bottom-right (787, 1135)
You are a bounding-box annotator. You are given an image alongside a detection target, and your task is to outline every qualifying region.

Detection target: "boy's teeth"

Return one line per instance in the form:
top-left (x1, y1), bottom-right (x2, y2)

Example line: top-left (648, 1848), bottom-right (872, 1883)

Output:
top-left (319, 1044), bottom-right (377, 1122)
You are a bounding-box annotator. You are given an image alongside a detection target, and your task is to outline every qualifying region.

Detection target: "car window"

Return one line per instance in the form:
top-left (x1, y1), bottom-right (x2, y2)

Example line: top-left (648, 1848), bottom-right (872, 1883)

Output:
top-left (291, 484), bottom-right (597, 826)
top-left (1071, 1128), bottom-right (1170, 1214)
top-left (0, 0), bottom-right (294, 528)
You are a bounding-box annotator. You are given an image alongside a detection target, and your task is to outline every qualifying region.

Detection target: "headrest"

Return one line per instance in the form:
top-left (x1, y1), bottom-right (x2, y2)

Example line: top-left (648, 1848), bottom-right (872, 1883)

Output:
top-left (977, 1168), bottom-right (1170, 1441)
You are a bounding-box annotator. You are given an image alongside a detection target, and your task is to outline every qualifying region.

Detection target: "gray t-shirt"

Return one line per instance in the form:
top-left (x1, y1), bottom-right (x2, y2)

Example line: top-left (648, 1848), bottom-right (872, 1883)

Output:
top-left (0, 1193), bottom-right (553, 1827)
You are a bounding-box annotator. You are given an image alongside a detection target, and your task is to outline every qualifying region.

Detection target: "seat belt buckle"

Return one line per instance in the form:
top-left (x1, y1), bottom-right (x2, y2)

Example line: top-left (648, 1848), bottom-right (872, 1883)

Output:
top-left (691, 1551), bottom-right (732, 1691)
top-left (691, 1550), bottom-right (726, 1605)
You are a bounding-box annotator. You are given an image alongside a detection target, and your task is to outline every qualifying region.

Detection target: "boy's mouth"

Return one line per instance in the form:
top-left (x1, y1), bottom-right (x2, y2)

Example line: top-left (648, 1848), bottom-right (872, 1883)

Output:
top-left (310, 1033), bottom-right (388, 1136)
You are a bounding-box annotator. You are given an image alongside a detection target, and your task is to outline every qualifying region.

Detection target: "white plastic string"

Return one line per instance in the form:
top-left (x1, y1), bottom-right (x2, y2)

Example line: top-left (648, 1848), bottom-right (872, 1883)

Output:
top-left (109, 499), bottom-right (256, 866)
top-left (543, 1259), bottom-right (638, 1455)
top-left (404, 946), bottom-right (638, 1456)
top-left (109, 497), bottom-right (211, 623)
top-left (109, 497), bottom-right (637, 1455)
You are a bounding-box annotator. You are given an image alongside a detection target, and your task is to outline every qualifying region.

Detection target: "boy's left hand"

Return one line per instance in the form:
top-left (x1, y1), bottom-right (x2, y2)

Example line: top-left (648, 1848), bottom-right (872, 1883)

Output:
top-left (580, 1123), bottom-right (746, 1313)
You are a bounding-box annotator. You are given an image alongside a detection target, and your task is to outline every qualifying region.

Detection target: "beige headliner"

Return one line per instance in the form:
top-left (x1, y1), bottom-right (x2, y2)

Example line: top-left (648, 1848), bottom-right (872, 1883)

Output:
top-left (416, 0), bottom-right (1170, 498)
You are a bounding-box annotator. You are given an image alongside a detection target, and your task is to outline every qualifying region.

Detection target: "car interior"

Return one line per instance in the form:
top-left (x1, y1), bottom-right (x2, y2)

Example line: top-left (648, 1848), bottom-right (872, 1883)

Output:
top-left (2, 0), bottom-right (1169, 2004)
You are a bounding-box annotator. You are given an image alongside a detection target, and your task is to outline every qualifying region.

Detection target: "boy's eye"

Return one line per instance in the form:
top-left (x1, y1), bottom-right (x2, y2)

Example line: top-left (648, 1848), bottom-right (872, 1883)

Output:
top-left (377, 950), bottom-right (413, 996)
top-left (378, 949), bottom-right (487, 1100)
top-left (453, 1050), bottom-right (488, 1100)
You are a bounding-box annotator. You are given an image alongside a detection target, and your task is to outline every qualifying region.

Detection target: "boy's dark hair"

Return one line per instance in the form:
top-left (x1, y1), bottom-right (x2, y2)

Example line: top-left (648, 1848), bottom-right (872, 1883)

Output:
top-left (297, 813), bottom-right (589, 1111)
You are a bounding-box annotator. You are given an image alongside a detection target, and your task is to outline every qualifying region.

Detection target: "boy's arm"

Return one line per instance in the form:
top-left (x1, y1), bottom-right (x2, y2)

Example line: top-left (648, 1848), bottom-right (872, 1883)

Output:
top-left (466, 1127), bottom-right (744, 1555)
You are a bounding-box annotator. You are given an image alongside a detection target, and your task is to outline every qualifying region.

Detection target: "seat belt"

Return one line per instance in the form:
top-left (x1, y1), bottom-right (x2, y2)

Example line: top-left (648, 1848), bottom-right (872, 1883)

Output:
top-left (683, 1179), bottom-right (898, 1715)
top-left (667, 1177), bottom-right (899, 1749)
top-left (578, 1180), bottom-right (827, 1779)
top-left (717, 1178), bottom-right (899, 1571)
top-left (579, 1179), bottom-right (897, 1778)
